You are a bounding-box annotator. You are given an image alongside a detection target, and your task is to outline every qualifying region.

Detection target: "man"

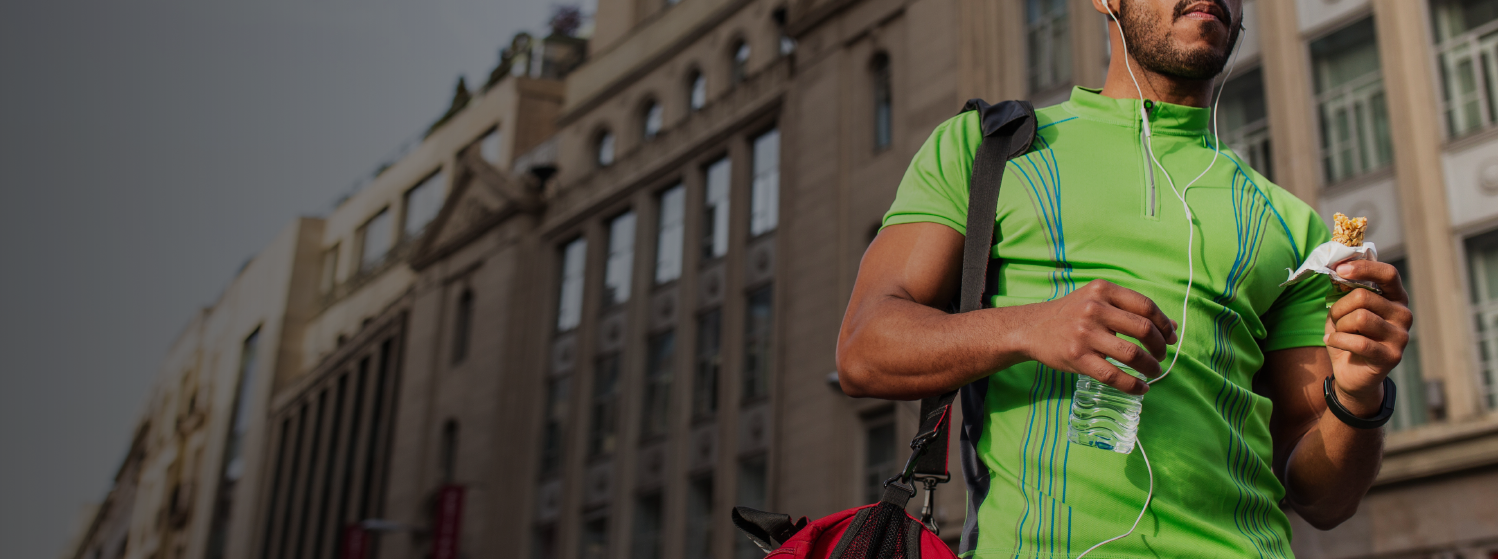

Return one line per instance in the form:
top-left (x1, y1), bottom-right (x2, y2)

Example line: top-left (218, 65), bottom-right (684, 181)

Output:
top-left (836, 0), bottom-right (1412, 557)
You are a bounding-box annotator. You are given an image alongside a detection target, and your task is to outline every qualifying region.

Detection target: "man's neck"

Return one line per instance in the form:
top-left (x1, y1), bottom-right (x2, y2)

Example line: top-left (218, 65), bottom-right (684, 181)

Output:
top-left (1098, 53), bottom-right (1216, 108)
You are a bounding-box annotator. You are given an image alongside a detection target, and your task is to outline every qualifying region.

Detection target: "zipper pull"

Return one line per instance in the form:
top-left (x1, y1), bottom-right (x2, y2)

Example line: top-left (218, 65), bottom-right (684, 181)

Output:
top-left (1140, 102), bottom-right (1153, 138)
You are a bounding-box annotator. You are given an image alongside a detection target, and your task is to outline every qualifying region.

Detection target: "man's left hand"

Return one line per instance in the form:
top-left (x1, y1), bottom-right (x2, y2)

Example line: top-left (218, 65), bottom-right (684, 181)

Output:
top-left (1324, 258), bottom-right (1414, 416)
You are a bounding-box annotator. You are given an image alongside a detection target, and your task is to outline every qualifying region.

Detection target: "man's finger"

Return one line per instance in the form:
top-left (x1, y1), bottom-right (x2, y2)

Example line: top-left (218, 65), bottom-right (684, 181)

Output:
top-left (1102, 284), bottom-right (1178, 345)
top-left (1077, 353), bottom-right (1149, 395)
top-left (1329, 287), bottom-right (1413, 330)
top-left (1333, 308), bottom-right (1405, 346)
top-left (1092, 332), bottom-right (1163, 378)
top-left (1325, 331), bottom-right (1402, 368)
top-left (1334, 260), bottom-right (1408, 305)
top-left (1099, 307), bottom-right (1169, 362)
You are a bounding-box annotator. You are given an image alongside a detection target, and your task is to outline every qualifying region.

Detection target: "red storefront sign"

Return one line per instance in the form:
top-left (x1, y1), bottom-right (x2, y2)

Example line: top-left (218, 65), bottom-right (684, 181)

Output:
top-left (431, 484), bottom-right (465, 559)
top-left (340, 524), bottom-right (367, 559)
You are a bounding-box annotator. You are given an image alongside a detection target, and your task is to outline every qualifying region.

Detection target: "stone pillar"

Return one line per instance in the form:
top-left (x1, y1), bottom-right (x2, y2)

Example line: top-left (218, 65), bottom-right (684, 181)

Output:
top-left (1372, 0), bottom-right (1482, 420)
top-left (1071, 0), bottom-right (1107, 89)
top-left (958, 0), bottom-right (1026, 101)
top-left (1256, 0), bottom-right (1321, 205)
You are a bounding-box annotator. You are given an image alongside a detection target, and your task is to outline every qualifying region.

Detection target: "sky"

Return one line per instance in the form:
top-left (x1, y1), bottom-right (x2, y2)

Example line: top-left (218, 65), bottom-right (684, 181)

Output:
top-left (0, 1), bottom-right (554, 556)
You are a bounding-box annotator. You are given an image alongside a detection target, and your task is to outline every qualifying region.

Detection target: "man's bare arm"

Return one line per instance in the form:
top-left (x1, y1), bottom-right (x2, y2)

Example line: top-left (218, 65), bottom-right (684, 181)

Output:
top-left (1265, 260), bottom-right (1412, 529)
top-left (836, 222), bottom-right (1177, 400)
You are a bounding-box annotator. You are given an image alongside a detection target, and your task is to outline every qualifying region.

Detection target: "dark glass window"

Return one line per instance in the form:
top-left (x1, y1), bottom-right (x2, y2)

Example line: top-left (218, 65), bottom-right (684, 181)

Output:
top-left (580, 513), bottom-right (609, 559)
top-left (439, 420), bottom-right (459, 483)
top-left (539, 376), bottom-right (571, 477)
top-left (731, 41), bottom-right (751, 85)
top-left (642, 331), bottom-right (675, 440)
top-left (685, 474), bottom-right (715, 559)
top-left (702, 157), bottom-right (731, 260)
top-left (872, 53), bottom-right (893, 151)
top-left (734, 457), bottom-right (769, 559)
top-left (743, 287), bottom-right (773, 403)
top-left (589, 355), bottom-right (622, 458)
top-left (694, 310), bottom-right (722, 419)
top-left (632, 493), bottom-right (664, 559)
top-left (452, 290), bottom-right (474, 364)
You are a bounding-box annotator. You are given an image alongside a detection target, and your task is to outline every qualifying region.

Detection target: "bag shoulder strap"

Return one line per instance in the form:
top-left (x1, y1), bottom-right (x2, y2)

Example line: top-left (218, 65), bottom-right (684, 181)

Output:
top-left (907, 99), bottom-right (1036, 481)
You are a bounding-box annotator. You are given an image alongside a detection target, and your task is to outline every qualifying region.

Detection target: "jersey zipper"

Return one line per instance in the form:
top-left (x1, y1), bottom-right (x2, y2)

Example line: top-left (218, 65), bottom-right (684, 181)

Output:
top-left (1141, 126), bottom-right (1157, 218)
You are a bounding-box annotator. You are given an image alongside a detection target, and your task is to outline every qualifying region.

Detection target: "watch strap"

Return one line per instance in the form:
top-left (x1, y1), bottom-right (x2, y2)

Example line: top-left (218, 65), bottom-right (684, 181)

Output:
top-left (1322, 376), bottom-right (1397, 429)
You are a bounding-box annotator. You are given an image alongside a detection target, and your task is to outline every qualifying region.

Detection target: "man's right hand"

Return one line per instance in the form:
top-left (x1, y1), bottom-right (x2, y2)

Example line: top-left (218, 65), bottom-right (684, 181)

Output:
top-left (837, 223), bottom-right (1176, 399)
top-left (1016, 279), bottom-right (1177, 395)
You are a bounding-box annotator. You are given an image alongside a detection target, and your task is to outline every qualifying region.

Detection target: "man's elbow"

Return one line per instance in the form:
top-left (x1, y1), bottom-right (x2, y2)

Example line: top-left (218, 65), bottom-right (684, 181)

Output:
top-left (1293, 502), bottom-right (1359, 531)
top-left (834, 346), bottom-right (876, 398)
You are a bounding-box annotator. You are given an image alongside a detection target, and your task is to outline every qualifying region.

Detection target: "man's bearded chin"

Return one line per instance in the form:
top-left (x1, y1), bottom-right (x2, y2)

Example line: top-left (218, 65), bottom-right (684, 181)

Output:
top-left (1118, 0), bottom-right (1241, 80)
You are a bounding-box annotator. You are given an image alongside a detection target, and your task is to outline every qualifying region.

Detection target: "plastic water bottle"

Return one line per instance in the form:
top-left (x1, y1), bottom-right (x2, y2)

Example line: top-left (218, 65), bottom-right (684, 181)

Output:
top-left (1068, 359), bottom-right (1145, 454)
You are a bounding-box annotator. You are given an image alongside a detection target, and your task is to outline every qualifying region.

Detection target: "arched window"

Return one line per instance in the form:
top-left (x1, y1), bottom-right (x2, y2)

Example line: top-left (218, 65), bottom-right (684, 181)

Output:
top-left (872, 52), bottom-right (893, 151)
top-left (452, 289), bottom-right (473, 364)
top-left (596, 129), bottom-right (616, 167)
top-left (642, 99), bottom-right (663, 139)
top-left (730, 40), bottom-right (751, 85)
top-left (688, 70), bottom-right (707, 111)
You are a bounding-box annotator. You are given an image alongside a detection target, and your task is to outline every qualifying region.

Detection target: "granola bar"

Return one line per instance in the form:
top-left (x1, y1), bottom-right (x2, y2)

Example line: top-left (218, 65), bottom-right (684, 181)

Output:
top-left (1332, 213), bottom-right (1367, 247)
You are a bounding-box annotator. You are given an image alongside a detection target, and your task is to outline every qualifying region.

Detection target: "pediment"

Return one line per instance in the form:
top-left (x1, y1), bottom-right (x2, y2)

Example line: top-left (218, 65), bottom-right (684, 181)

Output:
top-left (411, 151), bottom-right (536, 268)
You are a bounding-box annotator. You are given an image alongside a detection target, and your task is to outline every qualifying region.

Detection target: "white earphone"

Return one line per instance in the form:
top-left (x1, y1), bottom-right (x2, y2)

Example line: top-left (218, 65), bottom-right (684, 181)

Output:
top-left (1074, 1), bottom-right (1243, 556)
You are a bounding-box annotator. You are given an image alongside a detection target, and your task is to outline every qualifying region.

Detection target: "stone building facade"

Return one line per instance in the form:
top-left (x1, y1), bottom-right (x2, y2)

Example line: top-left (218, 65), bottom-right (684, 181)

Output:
top-left (68, 0), bottom-right (1498, 558)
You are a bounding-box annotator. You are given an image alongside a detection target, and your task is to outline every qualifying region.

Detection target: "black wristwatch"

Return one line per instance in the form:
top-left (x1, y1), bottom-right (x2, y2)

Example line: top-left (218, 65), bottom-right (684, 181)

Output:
top-left (1322, 376), bottom-right (1397, 429)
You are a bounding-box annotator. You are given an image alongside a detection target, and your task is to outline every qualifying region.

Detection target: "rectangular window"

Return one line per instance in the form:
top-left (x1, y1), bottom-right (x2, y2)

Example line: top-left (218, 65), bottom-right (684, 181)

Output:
top-left (480, 126), bottom-right (504, 166)
top-left (873, 56), bottom-right (893, 151)
top-left (580, 513), bottom-right (609, 559)
top-left (207, 329), bottom-right (260, 559)
top-left (605, 211), bottom-right (637, 307)
top-left (685, 474), bottom-right (715, 559)
top-left (743, 287), bottom-right (773, 403)
top-left (533, 525), bottom-right (558, 559)
top-left (359, 208), bottom-right (393, 272)
top-left (1431, 0), bottom-right (1498, 138)
top-left (589, 355), bottom-right (621, 458)
top-left (1467, 229), bottom-right (1498, 410)
top-left (1026, 0), bottom-right (1071, 94)
top-left (864, 410), bottom-right (897, 504)
top-left (404, 171), bottom-right (445, 239)
top-left (632, 493), bottom-right (664, 559)
top-left (319, 244), bottom-right (339, 295)
top-left (1311, 18), bottom-right (1392, 184)
top-left (703, 157), bottom-right (731, 260)
top-left (750, 129), bottom-right (780, 236)
top-left (558, 238), bottom-right (588, 332)
top-left (452, 290), bottom-right (474, 364)
top-left (694, 310), bottom-right (722, 419)
top-left (539, 376), bottom-right (571, 478)
top-left (734, 457), bottom-right (768, 559)
top-left (1386, 259), bottom-right (1427, 430)
top-left (656, 185), bottom-right (686, 284)
top-left (1218, 67), bottom-right (1274, 181)
top-left (641, 331), bottom-right (675, 441)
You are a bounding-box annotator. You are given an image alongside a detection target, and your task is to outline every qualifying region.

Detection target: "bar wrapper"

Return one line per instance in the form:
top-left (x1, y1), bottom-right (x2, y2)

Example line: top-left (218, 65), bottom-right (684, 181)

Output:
top-left (1279, 241), bottom-right (1378, 287)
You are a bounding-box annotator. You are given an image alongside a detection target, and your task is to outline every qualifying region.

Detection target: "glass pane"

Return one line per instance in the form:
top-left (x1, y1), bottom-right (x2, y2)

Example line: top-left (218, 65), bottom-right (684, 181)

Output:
top-left (604, 211), bottom-right (636, 307)
top-left (734, 457), bottom-right (769, 559)
top-left (656, 185), bottom-right (686, 284)
top-left (704, 158), bottom-right (731, 259)
top-left (598, 132), bottom-right (616, 166)
top-left (558, 238), bottom-right (588, 331)
top-left (590, 355), bottom-right (621, 457)
top-left (750, 128), bottom-right (780, 236)
top-left (480, 127), bottom-right (503, 165)
top-left (360, 209), bottom-right (393, 271)
top-left (743, 287), bottom-right (773, 402)
top-left (685, 475), bottom-right (715, 559)
top-left (864, 416), bottom-right (896, 503)
top-left (404, 171), bottom-right (445, 238)
top-left (642, 331), bottom-right (675, 440)
top-left (581, 515), bottom-right (609, 559)
top-left (632, 494), bottom-right (663, 559)
top-left (644, 102), bottom-right (664, 139)
top-left (690, 73), bottom-right (707, 110)
top-left (695, 310), bottom-right (722, 418)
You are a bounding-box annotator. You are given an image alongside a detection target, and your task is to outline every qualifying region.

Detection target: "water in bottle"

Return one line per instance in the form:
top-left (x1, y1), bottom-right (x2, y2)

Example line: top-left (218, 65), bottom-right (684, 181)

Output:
top-left (1068, 358), bottom-right (1145, 454)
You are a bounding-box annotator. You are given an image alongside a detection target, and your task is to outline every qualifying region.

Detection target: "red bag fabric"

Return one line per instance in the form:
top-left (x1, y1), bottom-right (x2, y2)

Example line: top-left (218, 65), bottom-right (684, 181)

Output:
top-left (734, 485), bottom-right (958, 559)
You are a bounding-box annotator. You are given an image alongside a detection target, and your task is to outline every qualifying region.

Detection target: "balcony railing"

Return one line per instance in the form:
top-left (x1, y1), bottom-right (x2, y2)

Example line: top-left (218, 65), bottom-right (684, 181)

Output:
top-left (1437, 17), bottom-right (1498, 139)
top-left (1316, 71), bottom-right (1393, 185)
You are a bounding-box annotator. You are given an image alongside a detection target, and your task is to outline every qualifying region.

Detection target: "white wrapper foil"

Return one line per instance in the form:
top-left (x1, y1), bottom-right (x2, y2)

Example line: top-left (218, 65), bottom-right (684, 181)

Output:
top-left (1280, 241), bottom-right (1378, 287)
